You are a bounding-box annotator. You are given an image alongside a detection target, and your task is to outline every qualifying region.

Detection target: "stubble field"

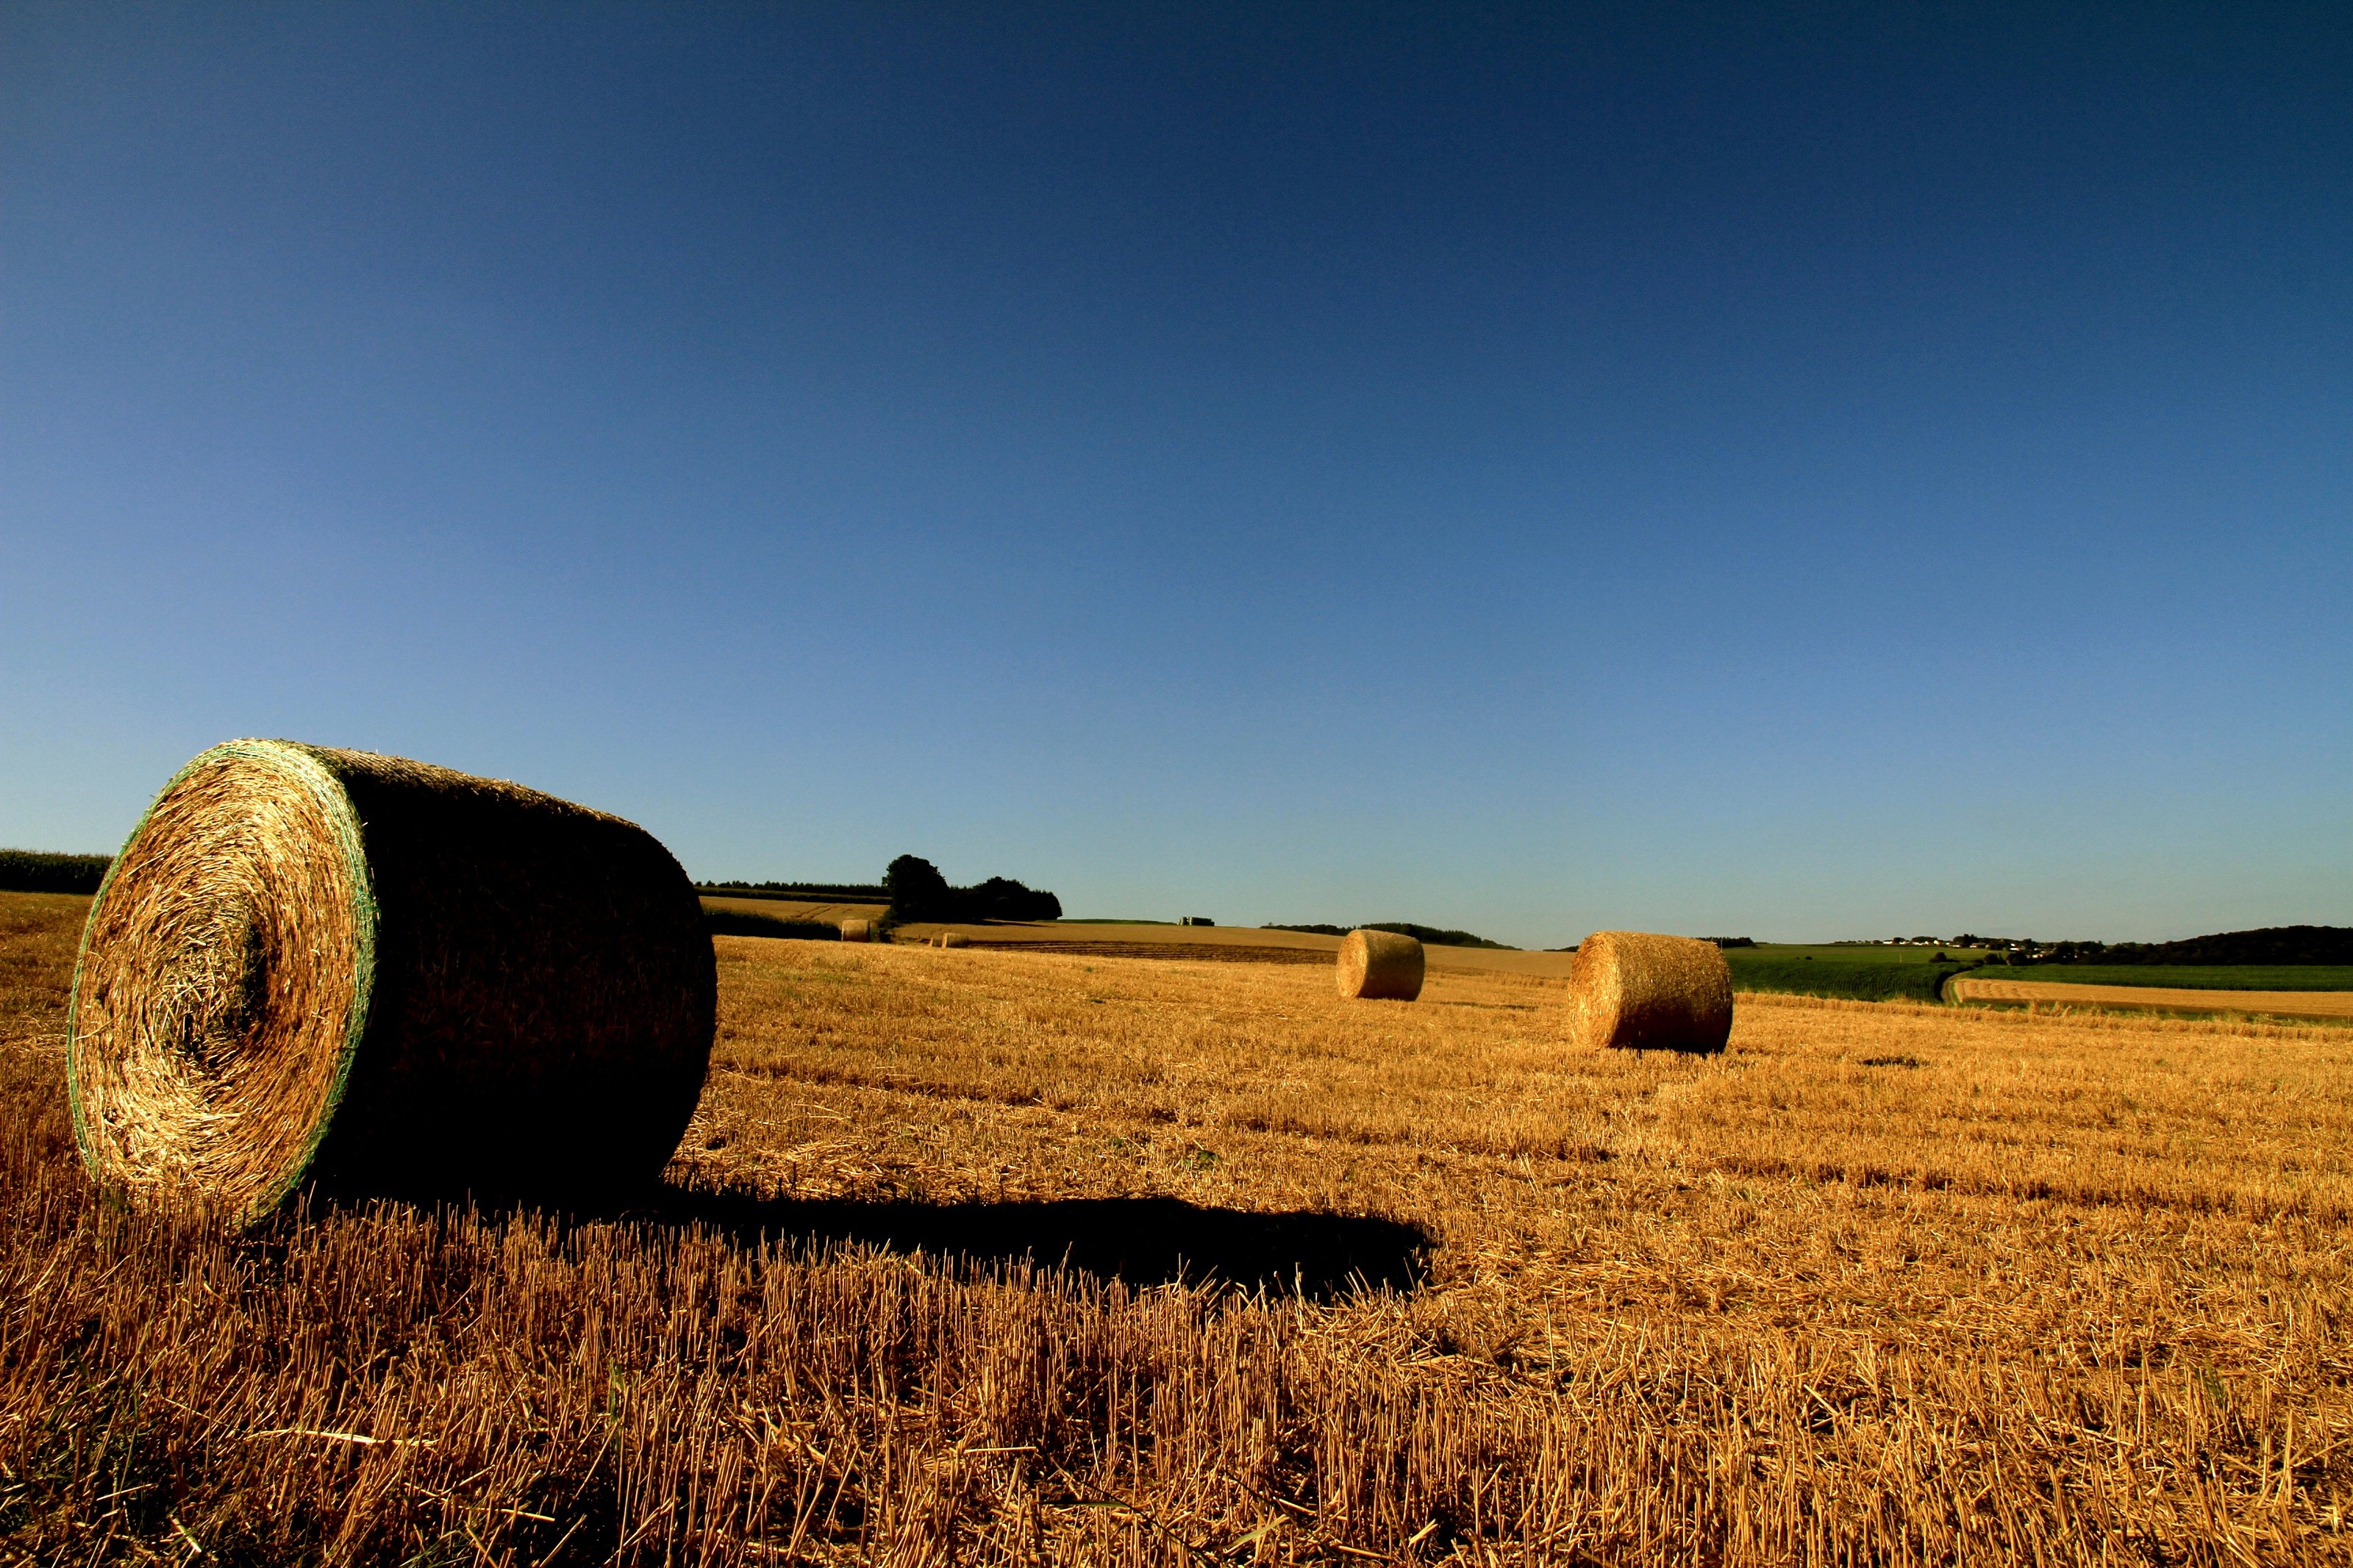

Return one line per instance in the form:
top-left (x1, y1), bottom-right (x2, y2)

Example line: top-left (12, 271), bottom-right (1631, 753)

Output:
top-left (1948, 974), bottom-right (2353, 1022)
top-left (3, 889), bottom-right (2351, 1564)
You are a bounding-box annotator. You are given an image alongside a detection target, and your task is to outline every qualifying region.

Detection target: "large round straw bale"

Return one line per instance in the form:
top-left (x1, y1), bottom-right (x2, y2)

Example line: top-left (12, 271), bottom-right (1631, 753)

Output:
top-left (1336, 928), bottom-right (1424, 1000)
top-left (67, 740), bottom-right (715, 1224)
top-left (940, 931), bottom-right (969, 948)
top-left (1568, 931), bottom-right (1732, 1053)
top-left (840, 918), bottom-right (874, 942)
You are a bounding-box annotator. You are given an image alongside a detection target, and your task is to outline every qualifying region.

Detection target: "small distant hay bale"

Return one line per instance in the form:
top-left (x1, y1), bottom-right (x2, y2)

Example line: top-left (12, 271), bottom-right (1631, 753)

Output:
top-left (1336, 928), bottom-right (1424, 1000)
top-left (940, 931), bottom-right (969, 948)
top-left (839, 918), bottom-right (874, 942)
top-left (1568, 931), bottom-right (1732, 1053)
top-left (67, 740), bottom-right (715, 1225)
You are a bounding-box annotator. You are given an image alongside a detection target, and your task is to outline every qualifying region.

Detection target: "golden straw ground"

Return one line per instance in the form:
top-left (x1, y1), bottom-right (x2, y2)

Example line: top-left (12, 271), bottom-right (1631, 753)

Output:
top-left (6, 895), bottom-right (2353, 1561)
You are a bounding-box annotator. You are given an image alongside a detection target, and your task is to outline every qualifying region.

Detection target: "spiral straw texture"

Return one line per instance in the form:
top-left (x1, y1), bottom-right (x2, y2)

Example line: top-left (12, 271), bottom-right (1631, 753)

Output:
top-left (68, 741), bottom-right (715, 1224)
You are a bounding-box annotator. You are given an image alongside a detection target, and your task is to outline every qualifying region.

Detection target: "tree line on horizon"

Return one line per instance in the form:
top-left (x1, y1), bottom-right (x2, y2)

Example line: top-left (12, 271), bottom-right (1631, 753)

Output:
top-left (1985, 926), bottom-right (2353, 967)
top-left (0, 851), bottom-right (111, 895)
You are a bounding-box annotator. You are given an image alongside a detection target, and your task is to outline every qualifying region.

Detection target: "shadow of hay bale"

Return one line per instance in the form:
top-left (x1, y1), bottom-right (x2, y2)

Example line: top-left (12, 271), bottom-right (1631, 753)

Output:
top-left (654, 1189), bottom-right (1433, 1299)
top-left (357, 1186), bottom-right (1432, 1300)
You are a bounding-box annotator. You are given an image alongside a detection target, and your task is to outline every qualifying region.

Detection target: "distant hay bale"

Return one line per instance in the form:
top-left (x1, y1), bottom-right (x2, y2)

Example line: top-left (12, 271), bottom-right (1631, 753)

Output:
top-left (1568, 931), bottom-right (1732, 1053)
top-left (940, 931), bottom-right (969, 948)
top-left (66, 740), bottom-right (715, 1225)
top-left (839, 918), bottom-right (874, 942)
top-left (1336, 928), bottom-right (1424, 1000)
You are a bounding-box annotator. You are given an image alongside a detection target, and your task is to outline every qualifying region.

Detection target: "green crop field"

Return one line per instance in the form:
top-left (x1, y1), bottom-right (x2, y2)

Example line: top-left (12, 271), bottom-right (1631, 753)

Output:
top-left (1745, 945), bottom-right (1992, 964)
top-left (1991, 964), bottom-right (2353, 992)
top-left (1724, 945), bottom-right (1990, 1004)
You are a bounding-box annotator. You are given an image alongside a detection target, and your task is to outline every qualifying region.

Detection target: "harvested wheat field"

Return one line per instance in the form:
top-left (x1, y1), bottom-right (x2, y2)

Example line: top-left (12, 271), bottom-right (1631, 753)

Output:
top-left (1949, 973), bottom-right (2353, 1023)
top-left (893, 920), bottom-right (1583, 980)
top-left (4, 891), bottom-right (2352, 1564)
top-left (701, 895), bottom-right (891, 928)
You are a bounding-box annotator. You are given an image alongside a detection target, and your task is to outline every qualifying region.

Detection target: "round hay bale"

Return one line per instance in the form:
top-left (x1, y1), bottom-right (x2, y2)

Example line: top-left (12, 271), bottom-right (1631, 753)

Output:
top-left (1336, 928), bottom-right (1424, 1000)
top-left (940, 931), bottom-right (969, 948)
top-left (67, 740), bottom-right (715, 1224)
top-left (1568, 931), bottom-right (1732, 1053)
top-left (840, 918), bottom-right (873, 943)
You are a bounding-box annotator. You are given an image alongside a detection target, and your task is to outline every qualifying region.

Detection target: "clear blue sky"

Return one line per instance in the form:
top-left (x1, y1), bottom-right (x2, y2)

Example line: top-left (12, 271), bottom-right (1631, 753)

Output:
top-left (3, 4), bottom-right (2347, 946)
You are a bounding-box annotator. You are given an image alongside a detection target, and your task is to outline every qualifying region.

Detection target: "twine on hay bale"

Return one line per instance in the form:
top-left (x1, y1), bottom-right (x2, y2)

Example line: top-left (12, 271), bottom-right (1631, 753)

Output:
top-left (67, 740), bottom-right (716, 1224)
top-left (839, 918), bottom-right (874, 943)
top-left (1568, 931), bottom-right (1732, 1053)
top-left (1336, 928), bottom-right (1424, 1000)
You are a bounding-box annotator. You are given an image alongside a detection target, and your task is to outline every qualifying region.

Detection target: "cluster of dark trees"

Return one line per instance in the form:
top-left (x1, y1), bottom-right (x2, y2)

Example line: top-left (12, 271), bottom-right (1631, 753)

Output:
top-left (0, 850), bottom-right (112, 894)
top-left (883, 855), bottom-right (1061, 924)
top-left (2008, 939), bottom-right (2108, 963)
top-left (2001, 926), bottom-right (2353, 967)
